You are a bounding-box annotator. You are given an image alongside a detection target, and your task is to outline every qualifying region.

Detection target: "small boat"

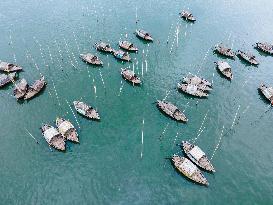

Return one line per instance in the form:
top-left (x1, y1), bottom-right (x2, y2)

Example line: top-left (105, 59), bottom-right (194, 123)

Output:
top-left (259, 84), bottom-right (273, 105)
top-left (136, 29), bottom-right (153, 41)
top-left (156, 100), bottom-right (188, 122)
top-left (24, 76), bottom-right (46, 100)
top-left (95, 42), bottom-right (113, 53)
top-left (177, 83), bottom-right (208, 97)
top-left (181, 141), bottom-right (215, 172)
top-left (41, 124), bottom-right (65, 151)
top-left (237, 50), bottom-right (259, 65)
top-left (13, 78), bottom-right (28, 99)
top-left (0, 72), bottom-right (16, 87)
top-left (113, 50), bottom-right (131, 61)
top-left (215, 61), bottom-right (233, 80)
top-left (73, 101), bottom-right (100, 120)
top-left (172, 155), bottom-right (208, 185)
top-left (183, 74), bottom-right (212, 88)
top-left (179, 10), bottom-right (196, 22)
top-left (56, 117), bottom-right (79, 143)
top-left (0, 61), bottom-right (22, 72)
top-left (80, 53), bottom-right (103, 66)
top-left (214, 44), bottom-right (235, 58)
top-left (121, 68), bottom-right (141, 84)
top-left (119, 41), bottom-right (138, 52)
top-left (255, 42), bottom-right (273, 55)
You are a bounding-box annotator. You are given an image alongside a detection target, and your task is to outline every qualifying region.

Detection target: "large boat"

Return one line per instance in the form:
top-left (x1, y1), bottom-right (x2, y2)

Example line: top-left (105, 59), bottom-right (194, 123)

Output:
top-left (156, 100), bottom-right (188, 122)
top-left (73, 101), bottom-right (100, 120)
top-left (95, 42), bottom-right (113, 53)
top-left (237, 50), bottom-right (259, 65)
top-left (56, 117), bottom-right (79, 143)
top-left (113, 50), bottom-right (131, 61)
top-left (24, 76), bottom-right (46, 100)
top-left (181, 141), bottom-right (215, 172)
top-left (136, 29), bottom-right (153, 41)
top-left (80, 53), bottom-right (103, 66)
top-left (119, 41), bottom-right (138, 52)
top-left (214, 44), bottom-right (235, 58)
top-left (41, 124), bottom-right (66, 151)
top-left (215, 61), bottom-right (233, 80)
top-left (0, 61), bottom-right (22, 72)
top-left (121, 68), bottom-right (141, 84)
top-left (172, 155), bottom-right (208, 185)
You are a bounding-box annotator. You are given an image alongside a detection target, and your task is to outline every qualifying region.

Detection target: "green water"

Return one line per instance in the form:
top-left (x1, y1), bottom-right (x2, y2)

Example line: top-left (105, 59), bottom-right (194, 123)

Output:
top-left (1, 0), bottom-right (273, 204)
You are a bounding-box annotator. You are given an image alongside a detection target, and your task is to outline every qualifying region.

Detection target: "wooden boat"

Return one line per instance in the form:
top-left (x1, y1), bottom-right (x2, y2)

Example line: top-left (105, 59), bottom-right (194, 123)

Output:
top-left (121, 68), bottom-right (141, 84)
top-left (0, 72), bottom-right (16, 87)
top-left (136, 29), bottom-right (153, 41)
top-left (179, 10), bottom-right (196, 22)
top-left (215, 61), bottom-right (233, 80)
top-left (95, 42), bottom-right (113, 53)
top-left (156, 100), bottom-right (188, 122)
top-left (259, 84), bottom-right (273, 105)
top-left (255, 42), bottom-right (273, 55)
top-left (237, 50), bottom-right (259, 65)
top-left (172, 155), bottom-right (208, 185)
top-left (0, 61), bottom-right (22, 72)
top-left (181, 141), bottom-right (215, 172)
top-left (177, 83), bottom-right (208, 97)
top-left (119, 41), bottom-right (138, 52)
top-left (80, 53), bottom-right (103, 66)
top-left (13, 78), bottom-right (28, 99)
top-left (73, 101), bottom-right (100, 120)
top-left (113, 50), bottom-right (131, 61)
top-left (214, 44), bottom-right (235, 58)
top-left (24, 76), bottom-right (46, 100)
top-left (41, 124), bottom-right (65, 151)
top-left (183, 74), bottom-right (212, 88)
top-left (56, 117), bottom-right (79, 143)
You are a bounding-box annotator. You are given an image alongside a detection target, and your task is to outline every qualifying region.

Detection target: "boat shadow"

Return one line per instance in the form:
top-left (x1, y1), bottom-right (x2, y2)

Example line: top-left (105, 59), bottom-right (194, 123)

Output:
top-left (236, 56), bottom-right (259, 67)
top-left (177, 88), bottom-right (208, 99)
top-left (25, 86), bottom-right (47, 102)
top-left (254, 47), bottom-right (273, 57)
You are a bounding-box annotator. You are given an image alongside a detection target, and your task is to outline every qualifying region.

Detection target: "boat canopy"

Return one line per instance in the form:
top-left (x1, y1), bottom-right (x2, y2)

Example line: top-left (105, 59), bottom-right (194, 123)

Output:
top-left (0, 74), bottom-right (7, 81)
top-left (219, 62), bottom-right (230, 71)
top-left (263, 88), bottom-right (273, 99)
top-left (180, 159), bottom-right (197, 176)
top-left (189, 146), bottom-right (205, 161)
top-left (186, 84), bottom-right (198, 94)
top-left (59, 121), bottom-right (74, 134)
top-left (44, 127), bottom-right (59, 142)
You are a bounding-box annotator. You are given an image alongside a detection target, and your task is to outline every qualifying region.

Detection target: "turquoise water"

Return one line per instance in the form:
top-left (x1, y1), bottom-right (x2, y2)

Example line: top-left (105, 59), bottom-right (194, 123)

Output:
top-left (1, 0), bottom-right (273, 204)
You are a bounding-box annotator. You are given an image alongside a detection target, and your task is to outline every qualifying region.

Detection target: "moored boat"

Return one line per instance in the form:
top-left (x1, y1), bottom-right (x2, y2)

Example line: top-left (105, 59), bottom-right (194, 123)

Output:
top-left (13, 78), bottom-right (28, 99)
top-left (113, 50), bottom-right (131, 61)
top-left (121, 68), bottom-right (141, 84)
top-left (73, 101), bottom-right (100, 120)
top-left (172, 155), bottom-right (209, 185)
top-left (136, 29), bottom-right (153, 41)
top-left (237, 50), bottom-right (259, 65)
top-left (177, 83), bottom-right (209, 97)
top-left (259, 83), bottom-right (273, 105)
top-left (183, 74), bottom-right (212, 88)
top-left (80, 53), bottom-right (103, 66)
top-left (56, 117), bottom-right (79, 143)
top-left (215, 61), bottom-right (233, 80)
top-left (181, 141), bottom-right (215, 172)
top-left (0, 72), bottom-right (16, 87)
top-left (0, 61), bottom-right (22, 72)
top-left (119, 41), bottom-right (138, 52)
top-left (95, 42), bottom-right (113, 53)
top-left (24, 76), bottom-right (46, 100)
top-left (214, 44), bottom-right (235, 58)
top-left (156, 100), bottom-right (188, 122)
top-left (41, 124), bottom-right (65, 151)
top-left (179, 10), bottom-right (196, 22)
top-left (255, 42), bottom-right (273, 55)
